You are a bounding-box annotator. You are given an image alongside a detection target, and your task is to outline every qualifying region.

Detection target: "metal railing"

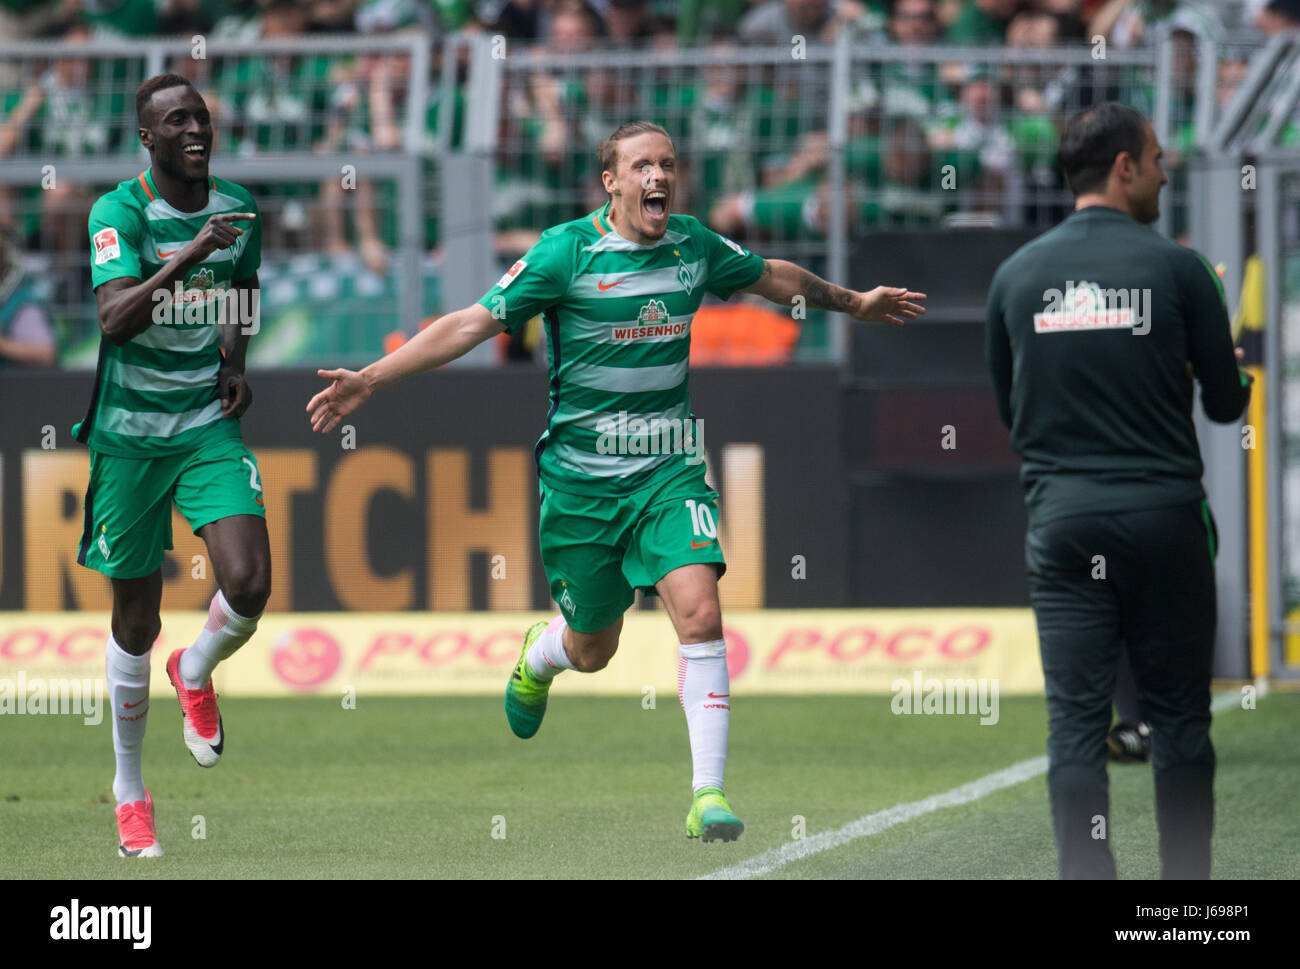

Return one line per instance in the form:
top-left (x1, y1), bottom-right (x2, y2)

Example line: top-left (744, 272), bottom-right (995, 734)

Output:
top-left (1181, 30), bottom-right (1300, 680)
top-left (0, 35), bottom-right (433, 364)
top-left (0, 30), bottom-right (1270, 367)
top-left (473, 33), bottom-right (1216, 360)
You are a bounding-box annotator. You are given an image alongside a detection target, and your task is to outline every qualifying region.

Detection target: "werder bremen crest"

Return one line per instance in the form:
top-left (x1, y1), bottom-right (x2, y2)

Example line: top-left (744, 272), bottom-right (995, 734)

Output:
top-left (676, 251), bottom-right (696, 295)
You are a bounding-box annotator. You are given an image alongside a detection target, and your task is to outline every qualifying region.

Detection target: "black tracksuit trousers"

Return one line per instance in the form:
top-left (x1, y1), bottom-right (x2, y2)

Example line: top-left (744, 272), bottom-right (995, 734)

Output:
top-left (1025, 500), bottom-right (1217, 880)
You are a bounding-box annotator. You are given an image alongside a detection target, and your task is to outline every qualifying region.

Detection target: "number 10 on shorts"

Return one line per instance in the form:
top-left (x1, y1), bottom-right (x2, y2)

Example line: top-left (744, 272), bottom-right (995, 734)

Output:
top-left (685, 499), bottom-right (717, 539)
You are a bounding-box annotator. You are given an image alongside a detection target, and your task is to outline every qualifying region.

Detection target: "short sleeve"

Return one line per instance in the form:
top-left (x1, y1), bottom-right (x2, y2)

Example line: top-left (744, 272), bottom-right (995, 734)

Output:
top-left (476, 233), bottom-right (573, 335)
top-left (88, 195), bottom-right (143, 289)
top-left (234, 194), bottom-right (261, 280)
top-left (697, 221), bottom-right (765, 300)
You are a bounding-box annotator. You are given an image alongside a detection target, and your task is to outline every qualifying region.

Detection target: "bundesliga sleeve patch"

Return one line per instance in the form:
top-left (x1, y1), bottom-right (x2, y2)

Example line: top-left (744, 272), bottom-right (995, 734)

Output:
top-left (93, 227), bottom-right (120, 265)
top-left (719, 235), bottom-right (747, 257)
top-left (496, 260), bottom-right (527, 289)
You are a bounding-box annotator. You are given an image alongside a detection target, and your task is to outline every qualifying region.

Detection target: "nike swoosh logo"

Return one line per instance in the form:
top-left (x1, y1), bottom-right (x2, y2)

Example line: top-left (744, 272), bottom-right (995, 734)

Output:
top-left (691, 540), bottom-right (715, 548)
top-left (597, 278), bottom-right (627, 290)
top-left (156, 247), bottom-right (181, 259)
top-left (707, 692), bottom-right (730, 698)
top-left (123, 698), bottom-right (146, 709)
top-left (209, 715), bottom-right (224, 756)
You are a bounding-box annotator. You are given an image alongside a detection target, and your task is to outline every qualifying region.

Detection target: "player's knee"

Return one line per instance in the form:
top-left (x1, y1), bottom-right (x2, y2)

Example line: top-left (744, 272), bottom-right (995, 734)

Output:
top-left (571, 640), bottom-right (616, 673)
top-left (221, 560), bottom-right (270, 617)
top-left (566, 625), bottom-right (620, 672)
top-left (115, 616), bottom-right (161, 654)
top-left (677, 599), bottom-right (723, 643)
top-left (583, 647), bottom-right (616, 672)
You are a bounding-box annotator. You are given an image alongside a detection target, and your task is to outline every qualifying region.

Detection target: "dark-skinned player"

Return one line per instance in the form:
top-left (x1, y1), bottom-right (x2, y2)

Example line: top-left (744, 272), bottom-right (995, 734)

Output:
top-left (74, 73), bottom-right (270, 857)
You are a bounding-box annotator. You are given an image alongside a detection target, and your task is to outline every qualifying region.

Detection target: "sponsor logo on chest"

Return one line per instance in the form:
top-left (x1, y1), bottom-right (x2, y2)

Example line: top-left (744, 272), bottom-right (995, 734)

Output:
top-left (611, 299), bottom-right (688, 342)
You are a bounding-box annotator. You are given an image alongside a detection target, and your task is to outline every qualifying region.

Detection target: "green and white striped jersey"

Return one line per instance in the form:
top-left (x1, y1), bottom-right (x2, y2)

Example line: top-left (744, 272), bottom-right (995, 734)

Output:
top-left (74, 168), bottom-right (261, 457)
top-left (477, 203), bottom-right (764, 496)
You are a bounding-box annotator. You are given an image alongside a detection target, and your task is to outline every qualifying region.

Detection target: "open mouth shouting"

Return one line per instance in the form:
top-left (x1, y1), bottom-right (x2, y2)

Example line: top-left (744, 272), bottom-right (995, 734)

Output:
top-left (643, 188), bottom-right (668, 225)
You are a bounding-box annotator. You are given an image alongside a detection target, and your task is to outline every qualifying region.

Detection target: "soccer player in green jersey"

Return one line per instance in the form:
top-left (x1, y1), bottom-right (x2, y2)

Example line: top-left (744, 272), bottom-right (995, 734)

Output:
top-left (308, 121), bottom-right (925, 841)
top-left (75, 74), bottom-right (271, 857)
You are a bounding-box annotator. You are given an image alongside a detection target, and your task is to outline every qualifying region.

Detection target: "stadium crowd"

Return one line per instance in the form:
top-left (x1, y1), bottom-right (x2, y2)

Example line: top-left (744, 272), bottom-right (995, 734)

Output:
top-left (0, 0), bottom-right (1293, 366)
top-left (1, 0), bottom-right (1294, 46)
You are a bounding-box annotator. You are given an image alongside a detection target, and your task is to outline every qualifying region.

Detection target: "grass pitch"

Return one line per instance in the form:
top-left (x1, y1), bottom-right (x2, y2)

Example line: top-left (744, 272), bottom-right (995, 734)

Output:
top-left (4, 693), bottom-right (1297, 879)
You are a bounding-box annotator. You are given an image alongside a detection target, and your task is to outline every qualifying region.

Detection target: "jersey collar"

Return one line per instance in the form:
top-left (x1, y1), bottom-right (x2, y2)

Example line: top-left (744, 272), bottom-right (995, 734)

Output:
top-left (1070, 204), bottom-right (1136, 223)
top-left (592, 203), bottom-right (612, 236)
top-left (137, 167), bottom-right (216, 204)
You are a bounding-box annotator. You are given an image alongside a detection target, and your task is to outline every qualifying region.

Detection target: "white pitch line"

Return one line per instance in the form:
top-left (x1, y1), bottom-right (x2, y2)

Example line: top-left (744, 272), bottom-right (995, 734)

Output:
top-left (1210, 691), bottom-right (1245, 715)
top-left (699, 755), bottom-right (1048, 880)
top-left (700, 691), bottom-right (1244, 881)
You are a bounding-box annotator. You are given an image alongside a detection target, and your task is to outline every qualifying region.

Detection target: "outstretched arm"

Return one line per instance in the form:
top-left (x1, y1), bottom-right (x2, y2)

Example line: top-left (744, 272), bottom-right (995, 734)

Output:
top-left (307, 302), bottom-right (504, 433)
top-left (740, 258), bottom-right (926, 325)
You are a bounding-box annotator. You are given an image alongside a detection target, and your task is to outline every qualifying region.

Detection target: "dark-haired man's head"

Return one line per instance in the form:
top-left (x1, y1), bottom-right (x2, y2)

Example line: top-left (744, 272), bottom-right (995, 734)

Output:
top-left (785, 0), bottom-right (831, 32)
top-left (1059, 102), bottom-right (1167, 224)
top-left (1007, 9), bottom-right (1057, 46)
top-left (260, 0), bottom-right (308, 36)
top-left (977, 0), bottom-right (1022, 17)
top-left (891, 0), bottom-right (938, 44)
top-left (136, 74), bottom-right (212, 183)
top-left (548, 0), bottom-right (600, 51)
top-left (607, 0), bottom-right (652, 40)
top-left (1259, 0), bottom-right (1300, 33)
top-left (885, 117), bottom-right (931, 184)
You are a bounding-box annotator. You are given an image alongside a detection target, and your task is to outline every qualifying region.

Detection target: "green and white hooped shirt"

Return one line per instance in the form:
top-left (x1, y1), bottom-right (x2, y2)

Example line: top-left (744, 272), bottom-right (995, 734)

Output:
top-left (74, 168), bottom-right (261, 457)
top-left (477, 204), bottom-right (765, 496)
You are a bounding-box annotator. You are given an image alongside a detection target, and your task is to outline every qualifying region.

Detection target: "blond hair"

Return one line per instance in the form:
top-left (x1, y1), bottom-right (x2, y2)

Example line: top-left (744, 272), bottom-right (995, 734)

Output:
top-left (597, 121), bottom-right (674, 188)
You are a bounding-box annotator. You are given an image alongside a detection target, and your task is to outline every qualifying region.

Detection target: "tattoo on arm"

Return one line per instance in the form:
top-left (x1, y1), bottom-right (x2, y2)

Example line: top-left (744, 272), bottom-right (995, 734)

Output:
top-left (799, 267), bottom-right (855, 312)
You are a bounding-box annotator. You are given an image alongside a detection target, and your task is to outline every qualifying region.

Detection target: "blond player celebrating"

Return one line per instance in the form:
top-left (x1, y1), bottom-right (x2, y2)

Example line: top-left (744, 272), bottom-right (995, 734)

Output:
top-left (308, 121), bottom-right (924, 841)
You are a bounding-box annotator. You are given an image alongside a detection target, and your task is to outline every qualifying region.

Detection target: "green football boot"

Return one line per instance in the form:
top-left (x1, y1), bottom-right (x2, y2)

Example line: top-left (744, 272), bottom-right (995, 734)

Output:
top-left (685, 787), bottom-right (744, 842)
top-left (505, 621), bottom-right (551, 739)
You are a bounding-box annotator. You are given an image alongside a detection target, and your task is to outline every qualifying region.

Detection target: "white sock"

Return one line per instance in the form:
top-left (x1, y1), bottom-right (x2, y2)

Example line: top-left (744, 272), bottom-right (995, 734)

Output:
top-left (106, 636), bottom-right (150, 806)
top-left (179, 589), bottom-right (260, 689)
top-left (525, 616), bottom-right (577, 681)
top-left (678, 639), bottom-right (730, 794)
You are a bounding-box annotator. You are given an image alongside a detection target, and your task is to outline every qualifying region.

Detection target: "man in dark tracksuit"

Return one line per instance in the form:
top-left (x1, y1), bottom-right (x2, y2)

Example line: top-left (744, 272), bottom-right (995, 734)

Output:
top-left (985, 102), bottom-right (1251, 879)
